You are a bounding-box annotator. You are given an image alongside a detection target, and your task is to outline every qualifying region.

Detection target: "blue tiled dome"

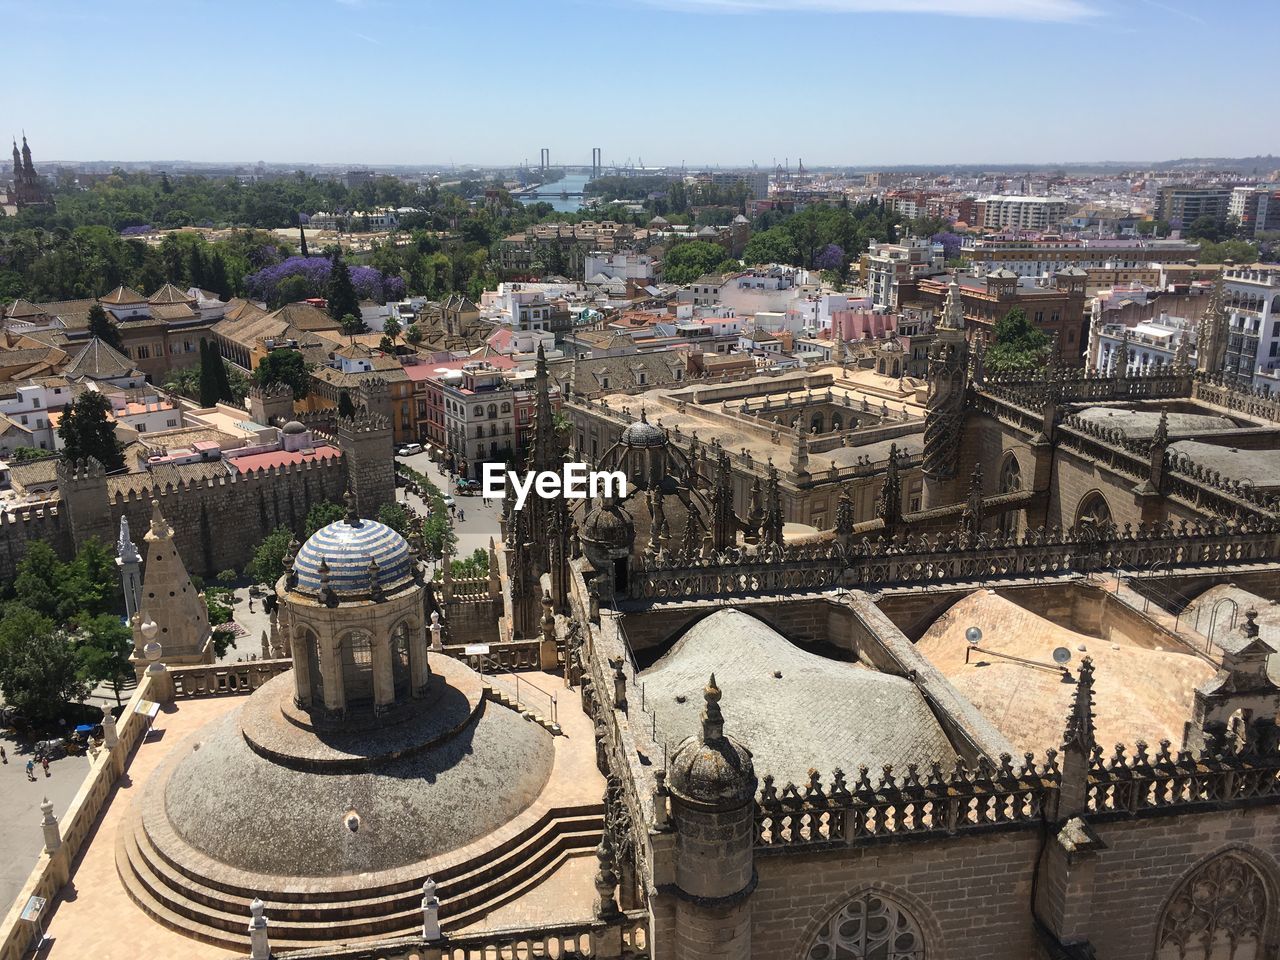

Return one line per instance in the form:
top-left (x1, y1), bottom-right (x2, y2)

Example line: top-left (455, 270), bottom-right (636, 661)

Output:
top-left (294, 518), bottom-right (414, 596)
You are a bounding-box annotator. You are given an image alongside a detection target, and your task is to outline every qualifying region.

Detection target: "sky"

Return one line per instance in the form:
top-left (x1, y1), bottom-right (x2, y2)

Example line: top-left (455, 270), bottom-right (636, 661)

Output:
top-left (3, 0), bottom-right (1277, 168)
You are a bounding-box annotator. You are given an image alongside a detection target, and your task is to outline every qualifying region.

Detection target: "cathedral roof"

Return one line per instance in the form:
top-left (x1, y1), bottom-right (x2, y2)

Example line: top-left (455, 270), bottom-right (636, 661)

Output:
top-left (641, 609), bottom-right (954, 785)
top-left (294, 517), bottom-right (415, 598)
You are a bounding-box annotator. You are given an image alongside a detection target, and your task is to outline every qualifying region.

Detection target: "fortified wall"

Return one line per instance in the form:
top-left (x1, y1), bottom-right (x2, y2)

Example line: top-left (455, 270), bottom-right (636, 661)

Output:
top-left (0, 413), bottom-right (395, 580)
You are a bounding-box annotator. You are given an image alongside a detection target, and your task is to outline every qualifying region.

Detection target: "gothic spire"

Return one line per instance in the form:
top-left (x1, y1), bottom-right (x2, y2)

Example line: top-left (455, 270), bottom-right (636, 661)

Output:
top-left (761, 462), bottom-right (783, 547)
top-left (1196, 274), bottom-right (1228, 375)
top-left (939, 274), bottom-right (965, 333)
top-left (876, 443), bottom-right (903, 532)
top-left (528, 342), bottom-right (558, 473)
top-left (1063, 657), bottom-right (1096, 755)
top-left (701, 674), bottom-right (724, 742)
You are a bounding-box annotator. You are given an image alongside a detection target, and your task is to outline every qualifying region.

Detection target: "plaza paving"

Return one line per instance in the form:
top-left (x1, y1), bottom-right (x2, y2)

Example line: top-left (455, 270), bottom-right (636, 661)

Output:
top-left (0, 729), bottom-right (91, 921)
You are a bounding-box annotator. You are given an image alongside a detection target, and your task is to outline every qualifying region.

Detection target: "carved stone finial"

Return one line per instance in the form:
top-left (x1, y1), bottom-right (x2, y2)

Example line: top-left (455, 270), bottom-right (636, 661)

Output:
top-left (702, 673), bottom-right (724, 743)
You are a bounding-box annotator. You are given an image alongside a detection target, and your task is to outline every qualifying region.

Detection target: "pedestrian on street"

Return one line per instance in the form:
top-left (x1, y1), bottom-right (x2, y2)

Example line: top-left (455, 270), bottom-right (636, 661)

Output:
top-left (25, 759), bottom-right (35, 781)
top-left (0, 744), bottom-right (7, 763)
top-left (459, 509), bottom-right (465, 522)
top-left (41, 756), bottom-right (50, 778)
top-left (248, 596), bottom-right (254, 613)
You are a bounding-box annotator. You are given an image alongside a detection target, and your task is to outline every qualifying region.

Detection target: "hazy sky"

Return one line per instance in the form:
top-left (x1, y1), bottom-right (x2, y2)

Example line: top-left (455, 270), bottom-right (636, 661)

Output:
top-left (5, 0), bottom-right (1276, 167)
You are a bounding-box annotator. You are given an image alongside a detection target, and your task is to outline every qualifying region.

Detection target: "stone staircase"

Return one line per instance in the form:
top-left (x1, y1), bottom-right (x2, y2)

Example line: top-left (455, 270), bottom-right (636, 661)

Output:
top-left (116, 800), bottom-right (602, 952)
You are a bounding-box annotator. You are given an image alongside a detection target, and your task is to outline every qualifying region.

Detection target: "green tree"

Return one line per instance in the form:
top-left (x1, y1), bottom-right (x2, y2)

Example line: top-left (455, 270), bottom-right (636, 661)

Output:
top-left (444, 547), bottom-right (490, 580)
top-left (304, 500), bottom-right (346, 537)
top-left (326, 250), bottom-right (361, 321)
top-left (661, 240), bottom-right (737, 285)
top-left (383, 316), bottom-right (402, 343)
top-left (253, 348), bottom-right (310, 399)
top-left (340, 313), bottom-right (368, 337)
top-left (405, 323), bottom-right (423, 347)
top-left (742, 228), bottom-right (799, 266)
top-left (87, 303), bottom-right (124, 351)
top-left (985, 307), bottom-right (1050, 373)
top-left (59, 538), bottom-right (120, 623)
top-left (376, 502), bottom-right (411, 536)
top-left (74, 613), bottom-right (134, 708)
top-left (1196, 239), bottom-right (1260, 264)
top-left (58, 391), bottom-right (124, 470)
top-left (11, 541), bottom-right (65, 620)
top-left (198, 340), bottom-right (220, 406)
top-left (0, 605), bottom-right (87, 723)
top-left (246, 526), bottom-right (294, 586)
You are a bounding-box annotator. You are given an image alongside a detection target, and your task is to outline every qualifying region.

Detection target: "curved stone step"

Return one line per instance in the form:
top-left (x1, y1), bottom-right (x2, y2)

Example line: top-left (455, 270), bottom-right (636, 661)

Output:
top-left (118, 802), bottom-right (603, 949)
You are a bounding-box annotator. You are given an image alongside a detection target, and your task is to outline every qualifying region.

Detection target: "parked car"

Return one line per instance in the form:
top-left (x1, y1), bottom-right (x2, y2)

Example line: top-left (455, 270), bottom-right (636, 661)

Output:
top-left (456, 478), bottom-right (482, 495)
top-left (397, 443), bottom-right (424, 457)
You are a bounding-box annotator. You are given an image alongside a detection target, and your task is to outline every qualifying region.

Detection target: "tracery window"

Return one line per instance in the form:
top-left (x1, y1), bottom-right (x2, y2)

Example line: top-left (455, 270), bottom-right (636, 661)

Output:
top-left (806, 892), bottom-right (926, 960)
top-left (1156, 853), bottom-right (1267, 960)
top-left (1075, 491), bottom-right (1113, 532)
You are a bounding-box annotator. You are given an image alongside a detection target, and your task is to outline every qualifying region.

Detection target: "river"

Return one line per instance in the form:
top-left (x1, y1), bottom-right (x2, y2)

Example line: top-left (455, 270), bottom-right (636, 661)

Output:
top-left (517, 172), bottom-right (592, 213)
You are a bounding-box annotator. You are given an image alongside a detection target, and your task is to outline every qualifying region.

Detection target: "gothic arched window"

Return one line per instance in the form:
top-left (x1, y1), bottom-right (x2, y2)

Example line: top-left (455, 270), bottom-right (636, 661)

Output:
top-left (1075, 490), bottom-right (1113, 532)
top-left (1000, 455), bottom-right (1023, 493)
top-left (1156, 852), bottom-right (1268, 960)
top-left (806, 891), bottom-right (926, 960)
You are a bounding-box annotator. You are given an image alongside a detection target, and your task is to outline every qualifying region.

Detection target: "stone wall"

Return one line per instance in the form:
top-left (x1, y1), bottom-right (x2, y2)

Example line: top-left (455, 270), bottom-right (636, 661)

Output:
top-left (751, 830), bottom-right (1044, 960)
top-left (0, 504), bottom-right (70, 583)
top-left (106, 459), bottom-right (350, 578)
top-left (1086, 808), bottom-right (1280, 958)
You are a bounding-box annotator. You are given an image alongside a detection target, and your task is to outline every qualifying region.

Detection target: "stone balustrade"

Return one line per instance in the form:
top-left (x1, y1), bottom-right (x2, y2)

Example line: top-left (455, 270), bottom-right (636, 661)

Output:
top-left (755, 740), bottom-right (1280, 851)
top-left (0, 674), bottom-right (157, 960)
top-left (273, 910), bottom-right (650, 959)
top-left (756, 755), bottom-right (1056, 848)
top-left (443, 640), bottom-right (541, 672)
top-left (170, 658), bottom-right (293, 698)
top-left (627, 521), bottom-right (1280, 600)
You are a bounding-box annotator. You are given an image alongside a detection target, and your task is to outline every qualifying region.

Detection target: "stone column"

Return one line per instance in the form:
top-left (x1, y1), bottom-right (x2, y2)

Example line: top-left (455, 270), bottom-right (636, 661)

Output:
top-left (248, 898), bottom-right (271, 960)
top-left (322, 637), bottom-right (345, 715)
top-left (429, 611), bottom-right (443, 652)
top-left (371, 633), bottom-right (396, 714)
top-left (539, 591), bottom-right (559, 671)
top-left (291, 627), bottom-right (313, 707)
top-left (40, 798), bottom-right (61, 854)
top-left (410, 620), bottom-right (431, 696)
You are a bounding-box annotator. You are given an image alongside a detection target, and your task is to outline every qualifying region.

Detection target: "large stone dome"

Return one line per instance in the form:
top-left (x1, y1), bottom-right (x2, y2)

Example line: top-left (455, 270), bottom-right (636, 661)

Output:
top-left (294, 517), bottom-right (414, 596)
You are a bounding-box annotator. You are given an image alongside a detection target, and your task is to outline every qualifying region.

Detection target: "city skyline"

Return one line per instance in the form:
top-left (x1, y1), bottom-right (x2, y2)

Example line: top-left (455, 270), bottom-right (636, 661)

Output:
top-left (5, 0), bottom-right (1276, 167)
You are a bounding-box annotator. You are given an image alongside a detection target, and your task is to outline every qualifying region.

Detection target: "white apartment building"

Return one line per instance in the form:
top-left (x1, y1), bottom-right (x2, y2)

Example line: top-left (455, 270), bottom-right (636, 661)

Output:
top-left (584, 252), bottom-right (655, 284)
top-left (1220, 266), bottom-right (1280, 387)
top-left (863, 238), bottom-right (944, 309)
top-left (964, 237), bottom-right (1201, 279)
top-left (0, 380), bottom-right (73, 450)
top-left (978, 196), bottom-right (1068, 231)
top-left (1095, 315), bottom-right (1193, 375)
top-left (717, 266), bottom-right (818, 316)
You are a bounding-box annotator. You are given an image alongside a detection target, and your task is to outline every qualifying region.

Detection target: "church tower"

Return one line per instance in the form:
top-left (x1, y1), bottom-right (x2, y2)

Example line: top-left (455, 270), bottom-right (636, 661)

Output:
top-left (130, 501), bottom-right (213, 677)
top-left (922, 276), bottom-right (969, 509)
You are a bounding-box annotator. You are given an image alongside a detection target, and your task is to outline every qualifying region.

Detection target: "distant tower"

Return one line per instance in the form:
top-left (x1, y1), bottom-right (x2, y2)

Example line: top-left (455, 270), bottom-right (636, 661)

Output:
top-left (592, 147), bottom-right (602, 180)
top-left (337, 403), bottom-right (395, 519)
top-left (921, 276), bottom-right (969, 509)
top-left (540, 148), bottom-right (550, 173)
top-left (116, 515), bottom-right (143, 622)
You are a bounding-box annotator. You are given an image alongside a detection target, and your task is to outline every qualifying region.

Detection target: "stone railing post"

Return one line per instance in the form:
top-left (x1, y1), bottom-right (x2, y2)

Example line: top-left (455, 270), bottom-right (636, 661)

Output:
top-left (40, 797), bottom-right (61, 854)
top-left (248, 897), bottom-right (270, 960)
top-left (422, 878), bottom-right (441, 941)
top-left (147, 659), bottom-right (175, 704)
